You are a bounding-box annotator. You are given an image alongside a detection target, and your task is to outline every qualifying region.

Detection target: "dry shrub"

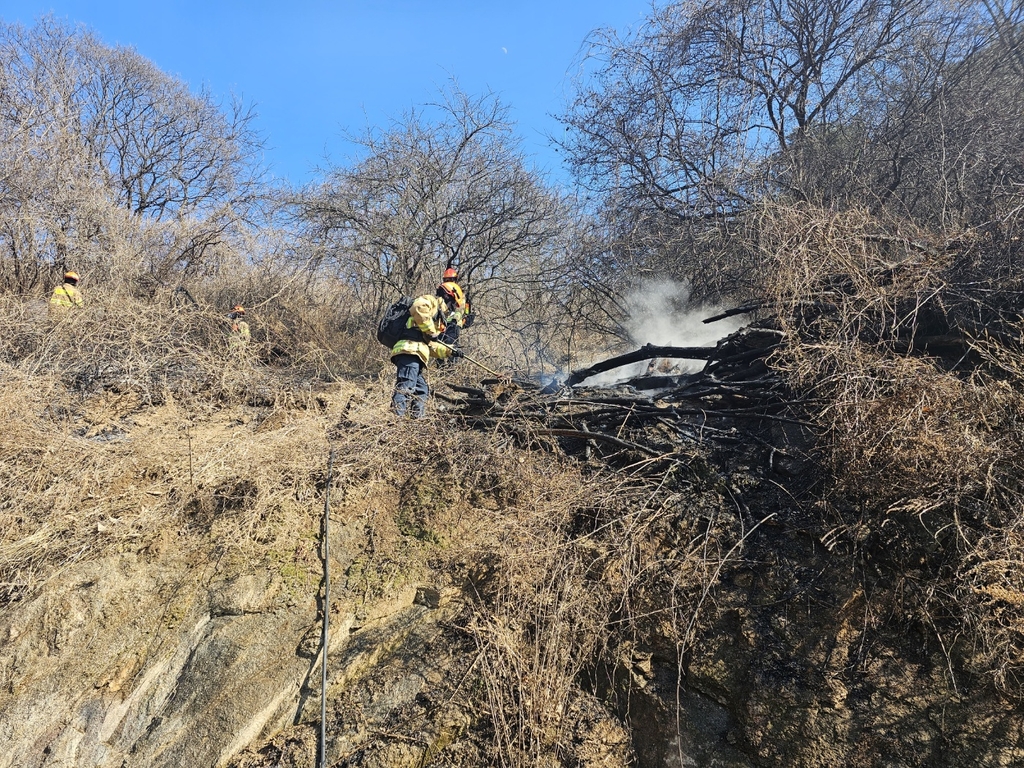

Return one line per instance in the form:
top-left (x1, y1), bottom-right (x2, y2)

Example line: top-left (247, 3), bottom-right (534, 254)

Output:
top-left (459, 464), bottom-right (744, 765)
top-left (195, 268), bottom-right (387, 378)
top-left (6, 271), bottom-right (389, 393)
top-left (1, 292), bottom-right (248, 400)
top-left (467, 486), bottom-right (624, 766)
top-left (758, 204), bottom-right (955, 350)
top-left (808, 353), bottom-right (1014, 506)
top-left (757, 202), bottom-right (1024, 692)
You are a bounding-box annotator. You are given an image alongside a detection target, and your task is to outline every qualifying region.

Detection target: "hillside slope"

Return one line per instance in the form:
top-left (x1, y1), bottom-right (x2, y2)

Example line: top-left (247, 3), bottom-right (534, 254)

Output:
top-left (5, 220), bottom-right (1024, 767)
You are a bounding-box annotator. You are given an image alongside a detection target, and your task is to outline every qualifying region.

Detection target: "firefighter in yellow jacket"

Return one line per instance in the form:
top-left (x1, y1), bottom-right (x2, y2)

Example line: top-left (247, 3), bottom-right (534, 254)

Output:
top-left (437, 267), bottom-right (474, 353)
top-left (227, 305), bottom-right (251, 351)
top-left (390, 290), bottom-right (461, 418)
top-left (49, 271), bottom-right (84, 312)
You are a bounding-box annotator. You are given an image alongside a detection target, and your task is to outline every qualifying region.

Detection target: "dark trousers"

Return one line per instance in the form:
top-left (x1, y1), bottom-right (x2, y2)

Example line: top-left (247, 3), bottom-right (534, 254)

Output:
top-left (391, 354), bottom-right (428, 418)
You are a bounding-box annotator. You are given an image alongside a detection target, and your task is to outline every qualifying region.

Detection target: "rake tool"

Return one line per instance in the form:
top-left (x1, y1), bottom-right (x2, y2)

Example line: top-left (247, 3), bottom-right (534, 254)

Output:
top-left (434, 339), bottom-right (508, 379)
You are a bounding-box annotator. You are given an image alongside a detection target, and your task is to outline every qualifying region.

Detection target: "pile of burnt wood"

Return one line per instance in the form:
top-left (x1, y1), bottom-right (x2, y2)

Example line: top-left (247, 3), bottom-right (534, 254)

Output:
top-left (440, 311), bottom-right (810, 467)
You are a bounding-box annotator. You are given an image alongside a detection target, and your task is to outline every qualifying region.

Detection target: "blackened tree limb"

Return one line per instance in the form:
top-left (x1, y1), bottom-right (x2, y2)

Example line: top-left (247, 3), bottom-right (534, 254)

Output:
top-left (566, 344), bottom-right (717, 387)
top-left (702, 302), bottom-right (764, 324)
top-left (525, 428), bottom-right (665, 456)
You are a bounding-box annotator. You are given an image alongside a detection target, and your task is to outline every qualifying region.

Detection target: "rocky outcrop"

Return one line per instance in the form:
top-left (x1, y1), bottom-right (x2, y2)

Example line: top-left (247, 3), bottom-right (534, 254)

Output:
top-left (0, 548), bottom-right (312, 768)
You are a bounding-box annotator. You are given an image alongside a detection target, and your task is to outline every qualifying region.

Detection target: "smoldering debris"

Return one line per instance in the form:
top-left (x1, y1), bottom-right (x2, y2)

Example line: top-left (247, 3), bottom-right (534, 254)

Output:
top-left (442, 317), bottom-right (799, 469)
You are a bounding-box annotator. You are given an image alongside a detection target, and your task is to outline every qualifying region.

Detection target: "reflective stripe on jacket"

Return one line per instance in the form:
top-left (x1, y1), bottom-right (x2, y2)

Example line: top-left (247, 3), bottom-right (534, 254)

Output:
top-left (391, 294), bottom-right (454, 365)
top-left (441, 280), bottom-right (469, 326)
top-left (49, 284), bottom-right (83, 309)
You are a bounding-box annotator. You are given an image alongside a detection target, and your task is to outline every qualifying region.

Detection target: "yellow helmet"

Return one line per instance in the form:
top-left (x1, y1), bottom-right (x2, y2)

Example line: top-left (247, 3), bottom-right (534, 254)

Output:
top-left (63, 271), bottom-right (80, 284)
top-left (231, 305), bottom-right (245, 315)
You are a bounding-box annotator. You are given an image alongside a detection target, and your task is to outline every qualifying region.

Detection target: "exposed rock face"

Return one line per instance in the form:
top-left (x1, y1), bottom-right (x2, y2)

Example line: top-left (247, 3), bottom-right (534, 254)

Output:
top-left (0, 549), bottom-right (312, 768)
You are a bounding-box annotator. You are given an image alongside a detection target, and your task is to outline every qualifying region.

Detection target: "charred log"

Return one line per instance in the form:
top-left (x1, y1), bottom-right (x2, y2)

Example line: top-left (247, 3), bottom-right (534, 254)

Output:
top-left (565, 344), bottom-right (717, 387)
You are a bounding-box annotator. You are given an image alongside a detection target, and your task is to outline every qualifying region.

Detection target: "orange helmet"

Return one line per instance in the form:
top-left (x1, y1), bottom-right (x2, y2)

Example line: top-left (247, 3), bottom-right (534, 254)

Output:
top-left (443, 267), bottom-right (458, 280)
top-left (63, 271), bottom-right (80, 284)
top-left (231, 305), bottom-right (245, 315)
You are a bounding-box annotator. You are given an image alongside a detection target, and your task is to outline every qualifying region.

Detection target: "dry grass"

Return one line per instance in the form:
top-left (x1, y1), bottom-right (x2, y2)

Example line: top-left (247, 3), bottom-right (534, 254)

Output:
top-left (0, 285), bottom-right (366, 606)
top-left (2, 293), bottom-right (253, 399)
top-left (450, 459), bottom-right (746, 765)
top-left (1, 296), bottom-right (749, 764)
top-left (0, 364), bottom-right (340, 607)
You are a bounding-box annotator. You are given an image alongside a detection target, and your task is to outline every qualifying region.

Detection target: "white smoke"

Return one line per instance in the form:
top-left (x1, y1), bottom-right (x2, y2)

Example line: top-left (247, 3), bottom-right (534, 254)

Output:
top-left (624, 279), bottom-right (742, 347)
top-left (584, 279), bottom-right (748, 386)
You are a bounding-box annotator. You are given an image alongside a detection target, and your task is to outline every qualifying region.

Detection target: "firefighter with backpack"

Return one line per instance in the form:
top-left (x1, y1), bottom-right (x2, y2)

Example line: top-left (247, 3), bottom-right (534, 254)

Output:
top-left (381, 288), bottom-right (463, 418)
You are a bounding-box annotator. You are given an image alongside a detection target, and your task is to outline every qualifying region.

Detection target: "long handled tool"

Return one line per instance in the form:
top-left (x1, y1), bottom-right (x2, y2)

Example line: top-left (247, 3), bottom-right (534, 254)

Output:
top-left (318, 448), bottom-right (333, 768)
top-left (434, 339), bottom-right (505, 378)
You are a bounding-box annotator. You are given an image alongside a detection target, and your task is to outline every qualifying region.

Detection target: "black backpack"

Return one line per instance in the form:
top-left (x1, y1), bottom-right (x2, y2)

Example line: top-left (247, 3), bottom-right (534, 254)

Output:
top-left (376, 295), bottom-right (414, 348)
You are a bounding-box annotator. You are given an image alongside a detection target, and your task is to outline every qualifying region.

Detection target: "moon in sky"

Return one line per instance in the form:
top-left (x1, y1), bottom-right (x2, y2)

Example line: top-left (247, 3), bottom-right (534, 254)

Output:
top-left (501, 47), bottom-right (508, 54)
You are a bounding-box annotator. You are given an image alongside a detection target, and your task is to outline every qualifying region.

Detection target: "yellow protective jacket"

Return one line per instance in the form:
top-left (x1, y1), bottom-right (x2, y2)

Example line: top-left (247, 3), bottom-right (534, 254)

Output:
top-left (390, 294), bottom-right (455, 365)
top-left (229, 319), bottom-right (251, 349)
top-left (440, 280), bottom-right (470, 327)
top-left (49, 284), bottom-right (84, 309)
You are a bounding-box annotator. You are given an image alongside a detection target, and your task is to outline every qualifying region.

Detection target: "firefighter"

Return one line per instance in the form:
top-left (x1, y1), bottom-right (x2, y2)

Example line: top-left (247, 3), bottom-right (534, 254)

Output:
top-left (390, 290), bottom-right (462, 418)
top-left (49, 271), bottom-right (84, 311)
top-left (227, 305), bottom-right (250, 351)
top-left (437, 267), bottom-right (474, 361)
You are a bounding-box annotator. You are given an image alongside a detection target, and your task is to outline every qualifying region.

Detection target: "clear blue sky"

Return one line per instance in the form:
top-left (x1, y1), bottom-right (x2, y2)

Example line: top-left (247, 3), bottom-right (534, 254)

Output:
top-left (1, 1), bottom-right (653, 187)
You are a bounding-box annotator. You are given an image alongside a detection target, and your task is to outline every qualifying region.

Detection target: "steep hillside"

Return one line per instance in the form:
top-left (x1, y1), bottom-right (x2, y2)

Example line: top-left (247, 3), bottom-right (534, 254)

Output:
top-left (4, 210), bottom-right (1024, 768)
top-left (0, 362), bottom-right (644, 767)
top-left (3, 5), bottom-right (1023, 764)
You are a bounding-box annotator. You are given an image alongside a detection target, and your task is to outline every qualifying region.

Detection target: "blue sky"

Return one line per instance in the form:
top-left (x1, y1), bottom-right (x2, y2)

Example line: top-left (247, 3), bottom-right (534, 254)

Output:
top-left (1, 1), bottom-right (653, 187)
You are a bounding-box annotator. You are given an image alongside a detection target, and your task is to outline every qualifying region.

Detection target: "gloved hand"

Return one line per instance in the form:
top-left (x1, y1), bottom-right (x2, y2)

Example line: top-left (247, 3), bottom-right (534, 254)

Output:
top-left (463, 313), bottom-right (476, 328)
top-left (450, 347), bottom-right (465, 359)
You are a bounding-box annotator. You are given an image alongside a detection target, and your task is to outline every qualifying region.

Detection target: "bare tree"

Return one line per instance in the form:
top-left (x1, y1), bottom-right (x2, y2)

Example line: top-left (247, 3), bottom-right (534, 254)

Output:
top-left (296, 86), bottom-right (570, 319)
top-left (565, 0), bottom-right (969, 212)
top-left (0, 16), bottom-right (265, 293)
top-left (558, 0), bottom-right (982, 302)
top-left (82, 44), bottom-right (262, 224)
top-left (785, 0), bottom-right (1024, 257)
